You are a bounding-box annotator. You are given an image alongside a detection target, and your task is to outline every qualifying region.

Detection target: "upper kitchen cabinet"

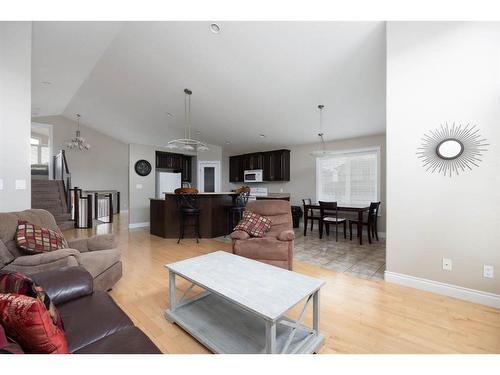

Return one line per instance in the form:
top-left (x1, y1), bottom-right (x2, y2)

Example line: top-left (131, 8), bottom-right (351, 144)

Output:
top-left (263, 149), bottom-right (290, 181)
top-left (229, 149), bottom-right (290, 182)
top-left (229, 155), bottom-right (244, 183)
top-left (242, 153), bottom-right (263, 171)
top-left (156, 151), bottom-right (192, 182)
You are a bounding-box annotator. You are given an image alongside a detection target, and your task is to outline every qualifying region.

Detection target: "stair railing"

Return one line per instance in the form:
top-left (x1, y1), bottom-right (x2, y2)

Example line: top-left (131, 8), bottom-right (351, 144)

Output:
top-left (53, 150), bottom-right (72, 213)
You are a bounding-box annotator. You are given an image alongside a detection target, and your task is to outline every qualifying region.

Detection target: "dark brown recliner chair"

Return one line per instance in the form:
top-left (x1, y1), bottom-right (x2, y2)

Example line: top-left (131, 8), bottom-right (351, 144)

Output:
top-left (230, 200), bottom-right (294, 270)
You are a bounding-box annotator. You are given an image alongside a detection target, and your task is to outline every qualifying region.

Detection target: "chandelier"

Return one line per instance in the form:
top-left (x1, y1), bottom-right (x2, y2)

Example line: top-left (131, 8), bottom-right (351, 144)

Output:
top-left (310, 104), bottom-right (335, 156)
top-left (67, 114), bottom-right (90, 151)
top-left (166, 89), bottom-right (209, 152)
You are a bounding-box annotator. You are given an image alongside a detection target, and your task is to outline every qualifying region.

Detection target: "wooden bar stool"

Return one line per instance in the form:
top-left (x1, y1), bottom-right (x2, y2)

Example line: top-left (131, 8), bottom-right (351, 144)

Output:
top-left (175, 188), bottom-right (201, 244)
top-left (226, 186), bottom-right (250, 235)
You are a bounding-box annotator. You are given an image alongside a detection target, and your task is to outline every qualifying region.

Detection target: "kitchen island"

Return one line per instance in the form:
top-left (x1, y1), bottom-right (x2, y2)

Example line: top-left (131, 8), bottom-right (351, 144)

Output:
top-left (150, 192), bottom-right (238, 239)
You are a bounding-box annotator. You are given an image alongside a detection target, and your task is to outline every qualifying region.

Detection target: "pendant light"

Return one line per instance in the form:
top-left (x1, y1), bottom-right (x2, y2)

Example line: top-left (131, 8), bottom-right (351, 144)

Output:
top-left (166, 89), bottom-right (209, 152)
top-left (66, 114), bottom-right (90, 151)
top-left (310, 104), bottom-right (335, 156)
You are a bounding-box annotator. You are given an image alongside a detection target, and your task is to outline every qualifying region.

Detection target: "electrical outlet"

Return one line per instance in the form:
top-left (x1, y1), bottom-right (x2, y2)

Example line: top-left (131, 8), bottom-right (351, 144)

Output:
top-left (442, 258), bottom-right (452, 271)
top-left (483, 265), bottom-right (494, 278)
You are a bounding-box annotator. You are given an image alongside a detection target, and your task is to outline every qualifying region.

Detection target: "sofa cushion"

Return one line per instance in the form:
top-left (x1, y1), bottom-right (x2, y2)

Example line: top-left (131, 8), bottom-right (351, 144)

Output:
top-left (0, 271), bottom-right (64, 331)
top-left (74, 326), bottom-right (161, 354)
top-left (234, 211), bottom-right (272, 237)
top-left (0, 293), bottom-right (68, 354)
top-left (15, 220), bottom-right (68, 255)
top-left (0, 210), bottom-right (63, 260)
top-left (76, 249), bottom-right (121, 278)
top-left (57, 292), bottom-right (133, 352)
top-left (0, 324), bottom-right (24, 354)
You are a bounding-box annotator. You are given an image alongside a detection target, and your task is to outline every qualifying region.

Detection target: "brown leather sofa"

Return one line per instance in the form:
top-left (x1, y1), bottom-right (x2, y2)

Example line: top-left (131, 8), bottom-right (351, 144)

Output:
top-left (230, 200), bottom-right (294, 270)
top-left (30, 266), bottom-right (161, 354)
top-left (0, 209), bottom-right (122, 291)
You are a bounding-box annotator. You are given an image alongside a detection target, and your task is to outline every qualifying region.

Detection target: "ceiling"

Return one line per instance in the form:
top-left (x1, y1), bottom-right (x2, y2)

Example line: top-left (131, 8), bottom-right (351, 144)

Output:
top-left (32, 21), bottom-right (386, 153)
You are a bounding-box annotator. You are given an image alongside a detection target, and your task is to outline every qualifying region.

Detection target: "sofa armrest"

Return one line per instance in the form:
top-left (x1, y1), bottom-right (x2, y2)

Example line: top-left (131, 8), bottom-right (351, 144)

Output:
top-left (230, 230), bottom-right (250, 240)
top-left (67, 234), bottom-right (117, 252)
top-left (30, 266), bottom-right (93, 305)
top-left (277, 230), bottom-right (295, 241)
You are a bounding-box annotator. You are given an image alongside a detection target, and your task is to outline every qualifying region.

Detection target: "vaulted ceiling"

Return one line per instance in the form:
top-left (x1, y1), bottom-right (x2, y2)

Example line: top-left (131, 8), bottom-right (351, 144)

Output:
top-left (32, 21), bottom-right (386, 153)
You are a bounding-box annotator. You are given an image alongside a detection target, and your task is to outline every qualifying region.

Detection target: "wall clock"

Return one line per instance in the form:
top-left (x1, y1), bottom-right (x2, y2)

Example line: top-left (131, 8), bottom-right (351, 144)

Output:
top-left (134, 159), bottom-right (152, 177)
top-left (417, 123), bottom-right (489, 177)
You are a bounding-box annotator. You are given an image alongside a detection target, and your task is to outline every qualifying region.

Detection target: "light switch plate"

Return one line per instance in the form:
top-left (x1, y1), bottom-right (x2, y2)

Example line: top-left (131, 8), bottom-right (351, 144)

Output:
top-left (442, 258), bottom-right (452, 271)
top-left (136, 184), bottom-right (143, 189)
top-left (15, 179), bottom-right (26, 190)
top-left (0, 178), bottom-right (3, 190)
top-left (483, 265), bottom-right (494, 278)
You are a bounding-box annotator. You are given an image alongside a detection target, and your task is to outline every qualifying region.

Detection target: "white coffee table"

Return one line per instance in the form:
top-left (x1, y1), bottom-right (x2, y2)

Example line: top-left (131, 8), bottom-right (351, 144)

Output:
top-left (164, 251), bottom-right (325, 354)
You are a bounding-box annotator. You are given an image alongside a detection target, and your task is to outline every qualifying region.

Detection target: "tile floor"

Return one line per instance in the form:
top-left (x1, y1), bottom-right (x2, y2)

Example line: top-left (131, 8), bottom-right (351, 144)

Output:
top-left (294, 226), bottom-right (386, 280)
top-left (215, 225), bottom-right (386, 280)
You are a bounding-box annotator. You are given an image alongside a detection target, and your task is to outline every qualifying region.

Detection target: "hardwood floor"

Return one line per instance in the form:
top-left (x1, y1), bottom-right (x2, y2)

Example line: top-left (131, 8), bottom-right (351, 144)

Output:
top-left (64, 213), bottom-right (500, 354)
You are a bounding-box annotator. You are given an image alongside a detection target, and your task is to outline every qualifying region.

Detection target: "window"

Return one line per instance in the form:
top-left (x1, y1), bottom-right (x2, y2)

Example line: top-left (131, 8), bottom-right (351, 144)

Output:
top-left (316, 148), bottom-right (380, 205)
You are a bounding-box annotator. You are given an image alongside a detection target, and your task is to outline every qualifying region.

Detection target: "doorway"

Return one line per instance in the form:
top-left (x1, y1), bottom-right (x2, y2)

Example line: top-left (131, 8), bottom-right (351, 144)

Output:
top-left (197, 161), bottom-right (220, 193)
top-left (31, 123), bottom-right (53, 179)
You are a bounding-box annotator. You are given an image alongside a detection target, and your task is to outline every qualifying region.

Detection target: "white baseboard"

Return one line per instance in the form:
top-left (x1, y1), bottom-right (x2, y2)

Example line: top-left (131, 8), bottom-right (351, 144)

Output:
top-left (128, 222), bottom-right (150, 229)
top-left (384, 271), bottom-right (500, 309)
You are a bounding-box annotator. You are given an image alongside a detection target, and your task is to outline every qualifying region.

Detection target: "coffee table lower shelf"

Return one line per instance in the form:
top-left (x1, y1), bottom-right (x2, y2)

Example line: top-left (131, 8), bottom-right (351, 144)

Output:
top-left (164, 292), bottom-right (324, 354)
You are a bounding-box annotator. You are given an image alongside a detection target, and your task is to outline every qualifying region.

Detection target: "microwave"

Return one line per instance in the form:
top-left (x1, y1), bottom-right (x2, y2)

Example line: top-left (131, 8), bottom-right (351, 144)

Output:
top-left (244, 169), bottom-right (263, 183)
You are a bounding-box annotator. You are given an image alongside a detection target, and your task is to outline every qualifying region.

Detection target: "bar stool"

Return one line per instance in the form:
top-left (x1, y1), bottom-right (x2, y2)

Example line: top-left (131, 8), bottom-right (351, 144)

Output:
top-left (175, 188), bottom-right (201, 244)
top-left (226, 186), bottom-right (251, 235)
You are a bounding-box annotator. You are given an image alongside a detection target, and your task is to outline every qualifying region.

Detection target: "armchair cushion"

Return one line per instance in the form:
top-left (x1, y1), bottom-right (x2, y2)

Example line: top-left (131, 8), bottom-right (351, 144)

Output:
top-left (67, 234), bottom-right (117, 253)
top-left (30, 267), bottom-right (93, 306)
top-left (2, 249), bottom-right (80, 275)
top-left (233, 211), bottom-right (272, 238)
top-left (15, 220), bottom-right (68, 255)
top-left (77, 249), bottom-right (121, 279)
top-left (233, 237), bottom-right (290, 261)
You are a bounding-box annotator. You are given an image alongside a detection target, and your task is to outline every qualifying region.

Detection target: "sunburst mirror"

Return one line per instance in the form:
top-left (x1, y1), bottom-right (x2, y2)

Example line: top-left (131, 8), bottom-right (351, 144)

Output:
top-left (417, 123), bottom-right (489, 177)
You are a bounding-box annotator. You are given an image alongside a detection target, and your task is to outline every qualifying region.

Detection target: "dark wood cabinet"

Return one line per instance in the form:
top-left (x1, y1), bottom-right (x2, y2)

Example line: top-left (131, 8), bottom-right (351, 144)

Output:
top-left (229, 149), bottom-right (290, 183)
top-left (181, 155), bottom-right (192, 182)
top-left (156, 151), bottom-right (192, 182)
top-left (229, 156), bottom-right (243, 183)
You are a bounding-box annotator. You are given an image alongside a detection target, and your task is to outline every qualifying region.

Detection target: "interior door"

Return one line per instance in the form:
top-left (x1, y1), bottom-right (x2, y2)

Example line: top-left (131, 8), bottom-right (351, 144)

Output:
top-left (198, 161), bottom-right (221, 193)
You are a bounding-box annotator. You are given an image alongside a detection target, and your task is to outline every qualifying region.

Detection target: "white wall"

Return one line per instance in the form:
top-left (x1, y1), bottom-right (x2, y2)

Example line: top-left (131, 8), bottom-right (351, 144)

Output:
top-left (386, 22), bottom-right (500, 295)
top-left (0, 22), bottom-right (32, 212)
top-left (33, 115), bottom-right (129, 211)
top-left (129, 142), bottom-right (222, 226)
top-left (222, 134), bottom-right (387, 232)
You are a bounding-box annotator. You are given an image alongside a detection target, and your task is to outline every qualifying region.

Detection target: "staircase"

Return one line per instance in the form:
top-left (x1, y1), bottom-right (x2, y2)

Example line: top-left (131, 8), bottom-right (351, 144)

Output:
top-left (31, 179), bottom-right (74, 230)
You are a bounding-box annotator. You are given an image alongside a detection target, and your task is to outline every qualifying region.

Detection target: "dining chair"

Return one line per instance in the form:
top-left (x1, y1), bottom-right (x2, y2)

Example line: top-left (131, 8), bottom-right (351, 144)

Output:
top-left (349, 201), bottom-right (381, 244)
top-left (302, 198), bottom-right (321, 236)
top-left (318, 201), bottom-right (347, 241)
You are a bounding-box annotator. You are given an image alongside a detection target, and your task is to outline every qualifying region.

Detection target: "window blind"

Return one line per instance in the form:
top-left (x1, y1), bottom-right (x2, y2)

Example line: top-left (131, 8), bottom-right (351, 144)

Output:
top-left (316, 149), bottom-right (379, 205)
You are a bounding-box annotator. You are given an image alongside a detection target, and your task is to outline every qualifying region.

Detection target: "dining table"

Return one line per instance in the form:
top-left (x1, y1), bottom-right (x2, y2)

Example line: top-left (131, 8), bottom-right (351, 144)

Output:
top-left (302, 203), bottom-right (371, 245)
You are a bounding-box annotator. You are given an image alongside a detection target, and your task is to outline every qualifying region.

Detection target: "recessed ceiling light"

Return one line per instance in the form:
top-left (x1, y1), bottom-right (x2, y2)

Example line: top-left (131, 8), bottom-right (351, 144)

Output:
top-left (209, 23), bottom-right (221, 34)
top-left (259, 134), bottom-right (266, 138)
top-left (41, 81), bottom-right (51, 85)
